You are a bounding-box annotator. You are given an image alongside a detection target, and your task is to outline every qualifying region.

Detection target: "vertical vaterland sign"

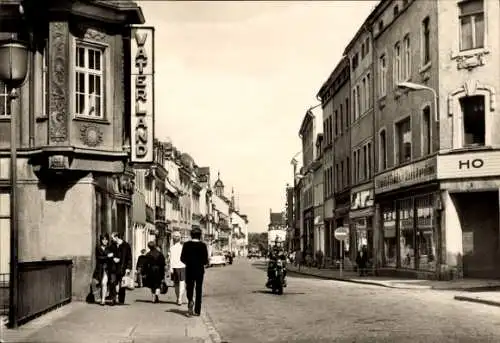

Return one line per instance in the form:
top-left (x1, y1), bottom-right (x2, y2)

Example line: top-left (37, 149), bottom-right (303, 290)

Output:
top-left (130, 26), bottom-right (155, 163)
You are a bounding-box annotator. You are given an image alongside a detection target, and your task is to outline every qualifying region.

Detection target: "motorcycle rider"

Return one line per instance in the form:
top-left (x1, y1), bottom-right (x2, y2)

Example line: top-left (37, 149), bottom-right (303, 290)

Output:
top-left (266, 237), bottom-right (287, 288)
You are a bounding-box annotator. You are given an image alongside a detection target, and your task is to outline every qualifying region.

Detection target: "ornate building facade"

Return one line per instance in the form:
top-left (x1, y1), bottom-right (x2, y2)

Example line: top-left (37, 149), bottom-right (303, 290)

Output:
top-left (0, 0), bottom-right (145, 300)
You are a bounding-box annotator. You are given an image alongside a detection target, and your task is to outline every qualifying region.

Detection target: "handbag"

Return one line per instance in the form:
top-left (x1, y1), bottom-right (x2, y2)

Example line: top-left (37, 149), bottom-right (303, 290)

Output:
top-left (121, 273), bottom-right (135, 290)
top-left (160, 280), bottom-right (168, 294)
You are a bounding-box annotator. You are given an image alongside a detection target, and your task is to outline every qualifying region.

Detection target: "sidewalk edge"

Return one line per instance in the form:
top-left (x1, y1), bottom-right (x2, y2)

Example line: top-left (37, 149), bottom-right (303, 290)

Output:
top-left (454, 295), bottom-right (500, 307)
top-left (288, 268), bottom-right (433, 289)
top-left (200, 306), bottom-right (222, 343)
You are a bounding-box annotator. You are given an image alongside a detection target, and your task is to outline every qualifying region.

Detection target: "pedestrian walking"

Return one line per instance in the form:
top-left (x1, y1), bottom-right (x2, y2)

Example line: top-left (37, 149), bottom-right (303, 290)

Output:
top-left (180, 227), bottom-right (209, 316)
top-left (111, 232), bottom-right (133, 304)
top-left (144, 241), bottom-right (166, 303)
top-left (356, 245), bottom-right (369, 276)
top-left (169, 231), bottom-right (186, 306)
top-left (136, 249), bottom-right (147, 288)
top-left (93, 233), bottom-right (118, 306)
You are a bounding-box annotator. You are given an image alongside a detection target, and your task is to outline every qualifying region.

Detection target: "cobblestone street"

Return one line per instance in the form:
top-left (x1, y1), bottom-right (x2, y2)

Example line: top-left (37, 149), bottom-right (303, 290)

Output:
top-left (203, 259), bottom-right (500, 343)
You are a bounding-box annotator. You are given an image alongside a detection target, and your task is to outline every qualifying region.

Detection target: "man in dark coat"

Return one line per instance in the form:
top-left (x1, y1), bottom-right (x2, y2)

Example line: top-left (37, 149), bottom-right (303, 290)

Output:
top-left (111, 232), bottom-right (133, 304)
top-left (180, 228), bottom-right (209, 316)
top-left (356, 245), bottom-right (369, 276)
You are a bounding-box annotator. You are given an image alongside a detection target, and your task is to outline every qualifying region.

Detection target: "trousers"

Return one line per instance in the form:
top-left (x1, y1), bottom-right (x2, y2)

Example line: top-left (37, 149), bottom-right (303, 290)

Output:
top-left (186, 271), bottom-right (204, 314)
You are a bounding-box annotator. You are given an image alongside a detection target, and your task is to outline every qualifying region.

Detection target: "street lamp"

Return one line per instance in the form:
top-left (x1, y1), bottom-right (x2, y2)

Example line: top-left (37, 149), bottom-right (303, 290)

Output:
top-left (397, 81), bottom-right (439, 122)
top-left (0, 37), bottom-right (30, 329)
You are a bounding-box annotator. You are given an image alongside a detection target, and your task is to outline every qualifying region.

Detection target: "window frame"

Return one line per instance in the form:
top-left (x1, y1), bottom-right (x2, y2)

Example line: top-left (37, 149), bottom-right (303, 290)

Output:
top-left (394, 115), bottom-right (412, 165)
top-left (458, 0), bottom-right (485, 52)
top-left (0, 82), bottom-right (9, 118)
top-left (393, 42), bottom-right (402, 86)
top-left (421, 16), bottom-right (431, 68)
top-left (379, 53), bottom-right (387, 97)
top-left (460, 94), bottom-right (486, 147)
top-left (403, 34), bottom-right (411, 80)
top-left (379, 128), bottom-right (388, 171)
top-left (420, 103), bottom-right (432, 156)
top-left (72, 39), bottom-right (107, 119)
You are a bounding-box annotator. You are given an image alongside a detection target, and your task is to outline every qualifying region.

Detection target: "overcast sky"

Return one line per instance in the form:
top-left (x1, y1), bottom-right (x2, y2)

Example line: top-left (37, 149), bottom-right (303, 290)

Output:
top-left (139, 1), bottom-right (378, 233)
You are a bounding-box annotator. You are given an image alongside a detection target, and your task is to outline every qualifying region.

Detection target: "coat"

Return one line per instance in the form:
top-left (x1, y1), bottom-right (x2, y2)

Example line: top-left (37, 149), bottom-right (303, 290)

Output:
top-left (114, 241), bottom-right (133, 277)
top-left (93, 244), bottom-right (118, 281)
top-left (144, 249), bottom-right (166, 290)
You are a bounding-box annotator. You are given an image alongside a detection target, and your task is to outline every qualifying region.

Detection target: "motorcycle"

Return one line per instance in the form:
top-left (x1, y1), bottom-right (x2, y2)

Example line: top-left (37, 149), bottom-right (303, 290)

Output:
top-left (266, 259), bottom-right (285, 295)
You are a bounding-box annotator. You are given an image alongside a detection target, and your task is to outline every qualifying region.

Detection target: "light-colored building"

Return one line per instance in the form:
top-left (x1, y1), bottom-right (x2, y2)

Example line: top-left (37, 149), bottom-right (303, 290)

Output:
top-left (212, 173), bottom-right (231, 251)
top-left (344, 18), bottom-right (376, 263)
top-left (316, 55), bottom-right (351, 260)
top-left (312, 134), bottom-right (325, 254)
top-left (365, 0), bottom-right (500, 279)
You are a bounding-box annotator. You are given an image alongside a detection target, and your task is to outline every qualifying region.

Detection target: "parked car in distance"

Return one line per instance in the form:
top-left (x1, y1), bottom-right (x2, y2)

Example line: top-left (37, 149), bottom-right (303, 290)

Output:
top-left (209, 252), bottom-right (227, 267)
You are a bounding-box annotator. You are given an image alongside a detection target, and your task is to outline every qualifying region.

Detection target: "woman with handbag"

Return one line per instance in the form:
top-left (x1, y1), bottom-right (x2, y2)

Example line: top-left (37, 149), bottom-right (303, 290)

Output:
top-left (93, 233), bottom-right (118, 306)
top-left (144, 241), bottom-right (166, 303)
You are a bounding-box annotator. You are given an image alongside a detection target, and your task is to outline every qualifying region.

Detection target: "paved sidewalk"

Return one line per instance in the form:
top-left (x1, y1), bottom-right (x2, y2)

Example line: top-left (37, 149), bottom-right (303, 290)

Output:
top-left (287, 264), bottom-right (500, 291)
top-left (0, 288), bottom-right (216, 343)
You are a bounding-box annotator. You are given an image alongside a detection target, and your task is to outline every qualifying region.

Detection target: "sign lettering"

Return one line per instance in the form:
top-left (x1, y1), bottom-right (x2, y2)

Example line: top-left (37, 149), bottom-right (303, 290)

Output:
top-left (374, 157), bottom-right (437, 194)
top-left (458, 158), bottom-right (484, 170)
top-left (130, 27), bottom-right (155, 163)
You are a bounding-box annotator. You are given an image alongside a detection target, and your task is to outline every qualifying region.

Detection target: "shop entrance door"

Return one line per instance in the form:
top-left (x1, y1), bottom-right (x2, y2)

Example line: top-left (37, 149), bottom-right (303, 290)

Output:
top-left (452, 191), bottom-right (500, 278)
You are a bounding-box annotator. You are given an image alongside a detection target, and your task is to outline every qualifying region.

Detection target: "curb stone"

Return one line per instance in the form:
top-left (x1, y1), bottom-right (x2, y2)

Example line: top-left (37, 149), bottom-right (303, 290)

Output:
top-left (200, 306), bottom-right (223, 343)
top-left (287, 268), bottom-right (432, 290)
top-left (454, 295), bottom-right (500, 308)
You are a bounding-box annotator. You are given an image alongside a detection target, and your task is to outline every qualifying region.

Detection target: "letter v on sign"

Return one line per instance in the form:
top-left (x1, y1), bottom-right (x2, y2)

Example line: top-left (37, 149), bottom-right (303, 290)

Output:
top-left (134, 31), bottom-right (147, 46)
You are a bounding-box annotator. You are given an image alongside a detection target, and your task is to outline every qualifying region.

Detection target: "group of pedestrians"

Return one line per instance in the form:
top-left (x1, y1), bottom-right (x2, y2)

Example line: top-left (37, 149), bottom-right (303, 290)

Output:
top-left (95, 227), bottom-right (209, 316)
top-left (93, 232), bottom-right (133, 306)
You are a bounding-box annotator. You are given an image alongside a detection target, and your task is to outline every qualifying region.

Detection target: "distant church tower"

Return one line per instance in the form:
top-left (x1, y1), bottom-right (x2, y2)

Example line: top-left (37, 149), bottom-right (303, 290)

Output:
top-left (214, 171), bottom-right (224, 197)
top-left (230, 187), bottom-right (235, 210)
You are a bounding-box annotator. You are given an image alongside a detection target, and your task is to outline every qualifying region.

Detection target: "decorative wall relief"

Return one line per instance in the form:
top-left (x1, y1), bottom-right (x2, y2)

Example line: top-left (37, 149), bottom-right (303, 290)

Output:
top-left (80, 124), bottom-right (103, 147)
top-left (48, 22), bottom-right (70, 143)
top-left (452, 50), bottom-right (489, 71)
top-left (447, 80), bottom-right (496, 116)
top-left (83, 28), bottom-right (107, 42)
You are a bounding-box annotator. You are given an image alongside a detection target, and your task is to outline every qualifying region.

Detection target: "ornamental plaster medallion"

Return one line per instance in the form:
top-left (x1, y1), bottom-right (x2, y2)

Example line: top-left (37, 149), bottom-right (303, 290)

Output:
top-left (80, 124), bottom-right (103, 147)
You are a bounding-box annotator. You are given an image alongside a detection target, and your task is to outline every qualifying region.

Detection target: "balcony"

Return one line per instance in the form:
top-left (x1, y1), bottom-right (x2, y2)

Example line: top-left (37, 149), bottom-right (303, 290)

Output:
top-left (155, 206), bottom-right (166, 222)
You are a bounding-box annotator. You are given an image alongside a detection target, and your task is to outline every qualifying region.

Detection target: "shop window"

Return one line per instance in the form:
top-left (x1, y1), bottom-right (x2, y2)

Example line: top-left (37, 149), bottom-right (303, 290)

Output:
top-left (396, 117), bottom-right (412, 164)
top-left (382, 206), bottom-right (397, 267)
top-left (422, 106), bottom-right (431, 155)
top-left (415, 195), bottom-right (436, 271)
top-left (459, 0), bottom-right (484, 52)
top-left (74, 42), bottom-right (105, 118)
top-left (0, 81), bottom-right (10, 117)
top-left (398, 198), bottom-right (415, 269)
top-left (460, 95), bottom-right (485, 147)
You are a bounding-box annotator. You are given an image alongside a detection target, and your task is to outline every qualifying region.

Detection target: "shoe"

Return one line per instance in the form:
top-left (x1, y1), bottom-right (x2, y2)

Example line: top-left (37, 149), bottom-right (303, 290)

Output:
top-left (188, 301), bottom-right (194, 315)
top-left (193, 312), bottom-right (201, 316)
